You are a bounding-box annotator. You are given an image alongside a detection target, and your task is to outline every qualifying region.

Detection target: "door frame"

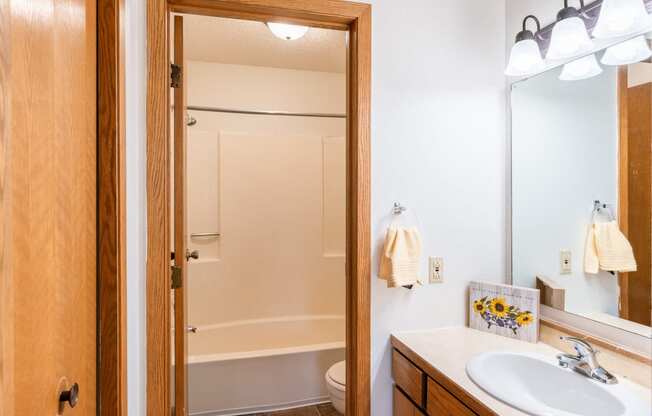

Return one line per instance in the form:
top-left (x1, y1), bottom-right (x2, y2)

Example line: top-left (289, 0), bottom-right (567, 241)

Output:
top-left (97, 0), bottom-right (128, 415)
top-left (146, 1), bottom-right (372, 415)
top-left (618, 67), bottom-right (630, 319)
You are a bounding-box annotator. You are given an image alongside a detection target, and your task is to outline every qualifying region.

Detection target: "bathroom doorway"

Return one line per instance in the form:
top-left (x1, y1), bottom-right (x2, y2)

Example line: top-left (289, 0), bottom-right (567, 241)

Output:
top-left (146, 1), bottom-right (371, 416)
top-left (173, 13), bottom-right (348, 416)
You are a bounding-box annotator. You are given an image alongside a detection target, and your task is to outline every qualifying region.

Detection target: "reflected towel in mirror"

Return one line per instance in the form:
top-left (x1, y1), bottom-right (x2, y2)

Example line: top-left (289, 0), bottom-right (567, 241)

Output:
top-left (585, 221), bottom-right (637, 274)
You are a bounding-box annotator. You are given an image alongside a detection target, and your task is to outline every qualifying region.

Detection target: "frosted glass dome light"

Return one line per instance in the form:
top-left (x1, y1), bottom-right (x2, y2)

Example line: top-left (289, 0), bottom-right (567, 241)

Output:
top-left (506, 39), bottom-right (545, 76)
top-left (593, 0), bottom-right (651, 39)
top-left (547, 2), bottom-right (594, 60)
top-left (560, 54), bottom-right (603, 81)
top-left (601, 35), bottom-right (652, 65)
top-left (266, 22), bottom-right (309, 40)
top-left (505, 15), bottom-right (545, 76)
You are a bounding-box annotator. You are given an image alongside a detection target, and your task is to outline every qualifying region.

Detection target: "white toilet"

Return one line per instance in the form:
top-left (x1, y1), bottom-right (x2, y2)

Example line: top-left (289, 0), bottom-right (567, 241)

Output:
top-left (325, 360), bottom-right (346, 414)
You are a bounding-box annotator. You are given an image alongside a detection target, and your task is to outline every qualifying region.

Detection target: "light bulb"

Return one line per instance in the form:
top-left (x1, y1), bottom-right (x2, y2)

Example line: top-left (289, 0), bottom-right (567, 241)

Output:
top-left (560, 54), bottom-right (603, 81)
top-left (547, 16), bottom-right (594, 60)
top-left (602, 35), bottom-right (652, 65)
top-left (593, 0), bottom-right (651, 39)
top-left (266, 22), bottom-right (309, 40)
top-left (505, 39), bottom-right (545, 76)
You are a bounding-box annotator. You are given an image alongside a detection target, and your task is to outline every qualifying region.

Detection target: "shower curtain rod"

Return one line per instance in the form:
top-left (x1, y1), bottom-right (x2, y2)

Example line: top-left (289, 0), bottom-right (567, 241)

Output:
top-left (186, 105), bottom-right (347, 119)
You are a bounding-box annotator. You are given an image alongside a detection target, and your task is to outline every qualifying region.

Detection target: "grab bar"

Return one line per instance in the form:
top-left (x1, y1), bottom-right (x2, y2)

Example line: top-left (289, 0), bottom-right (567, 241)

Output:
top-left (190, 232), bottom-right (221, 238)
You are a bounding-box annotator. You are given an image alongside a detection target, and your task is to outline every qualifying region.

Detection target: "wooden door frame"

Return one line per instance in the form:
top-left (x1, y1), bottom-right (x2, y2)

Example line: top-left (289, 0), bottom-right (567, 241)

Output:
top-left (146, 1), bottom-right (371, 415)
top-left (618, 67), bottom-right (630, 319)
top-left (97, 0), bottom-right (128, 415)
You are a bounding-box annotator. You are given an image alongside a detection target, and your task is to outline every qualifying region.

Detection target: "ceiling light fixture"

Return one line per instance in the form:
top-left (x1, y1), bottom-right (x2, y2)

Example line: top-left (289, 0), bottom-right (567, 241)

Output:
top-left (266, 22), bottom-right (309, 40)
top-left (547, 0), bottom-right (594, 60)
top-left (505, 15), bottom-right (545, 76)
top-left (601, 35), bottom-right (652, 65)
top-left (593, 0), bottom-right (651, 39)
top-left (559, 54), bottom-right (603, 81)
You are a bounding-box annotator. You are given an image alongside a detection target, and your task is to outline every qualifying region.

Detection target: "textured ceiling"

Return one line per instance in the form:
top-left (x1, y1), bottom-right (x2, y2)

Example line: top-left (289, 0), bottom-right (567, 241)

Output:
top-left (180, 14), bottom-right (347, 73)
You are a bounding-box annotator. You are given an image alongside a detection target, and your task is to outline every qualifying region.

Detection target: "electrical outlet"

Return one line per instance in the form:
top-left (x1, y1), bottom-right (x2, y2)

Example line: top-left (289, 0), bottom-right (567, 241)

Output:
top-left (429, 257), bottom-right (444, 283)
top-left (560, 250), bottom-right (572, 275)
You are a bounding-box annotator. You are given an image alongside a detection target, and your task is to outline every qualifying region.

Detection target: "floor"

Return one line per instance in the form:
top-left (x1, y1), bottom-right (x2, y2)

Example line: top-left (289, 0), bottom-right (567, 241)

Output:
top-left (245, 403), bottom-right (339, 416)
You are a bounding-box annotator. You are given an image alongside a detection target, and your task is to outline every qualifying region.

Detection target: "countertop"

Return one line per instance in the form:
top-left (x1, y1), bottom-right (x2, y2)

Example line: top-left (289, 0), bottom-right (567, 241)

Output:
top-left (390, 327), bottom-right (651, 416)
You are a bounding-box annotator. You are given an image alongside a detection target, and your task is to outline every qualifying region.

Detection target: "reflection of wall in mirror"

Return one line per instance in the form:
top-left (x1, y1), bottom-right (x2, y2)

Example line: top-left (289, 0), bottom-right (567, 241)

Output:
top-left (512, 66), bottom-right (620, 318)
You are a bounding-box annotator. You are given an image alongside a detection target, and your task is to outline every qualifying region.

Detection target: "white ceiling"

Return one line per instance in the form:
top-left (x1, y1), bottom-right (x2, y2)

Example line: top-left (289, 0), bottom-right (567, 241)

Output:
top-left (180, 14), bottom-right (347, 73)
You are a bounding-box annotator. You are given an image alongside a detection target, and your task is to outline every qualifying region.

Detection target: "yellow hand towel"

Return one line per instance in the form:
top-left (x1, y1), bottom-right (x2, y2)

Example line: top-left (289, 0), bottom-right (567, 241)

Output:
top-left (379, 226), bottom-right (422, 288)
top-left (584, 224), bottom-right (600, 274)
top-left (594, 221), bottom-right (637, 273)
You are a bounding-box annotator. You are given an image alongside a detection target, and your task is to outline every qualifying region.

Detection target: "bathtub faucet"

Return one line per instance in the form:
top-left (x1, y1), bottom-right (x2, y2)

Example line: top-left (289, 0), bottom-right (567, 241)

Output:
top-left (187, 325), bottom-right (197, 333)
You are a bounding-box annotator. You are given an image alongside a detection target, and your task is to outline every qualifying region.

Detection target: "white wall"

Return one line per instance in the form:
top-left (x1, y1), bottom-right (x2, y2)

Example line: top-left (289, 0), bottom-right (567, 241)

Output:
top-left (511, 66), bottom-right (620, 316)
top-left (125, 0), bottom-right (147, 414)
top-left (369, 2), bottom-right (507, 415)
top-left (125, 1), bottom-right (508, 415)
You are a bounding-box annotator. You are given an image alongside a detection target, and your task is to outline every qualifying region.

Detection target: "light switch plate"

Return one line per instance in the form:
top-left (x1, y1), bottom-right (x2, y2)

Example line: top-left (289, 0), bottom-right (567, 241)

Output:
top-left (429, 257), bottom-right (444, 283)
top-left (560, 250), bottom-right (572, 275)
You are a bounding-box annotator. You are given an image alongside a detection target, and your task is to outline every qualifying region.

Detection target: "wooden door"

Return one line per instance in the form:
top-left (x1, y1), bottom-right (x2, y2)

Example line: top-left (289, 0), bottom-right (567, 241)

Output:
top-left (0, 0), bottom-right (97, 415)
top-left (618, 68), bottom-right (652, 326)
top-left (172, 15), bottom-right (189, 416)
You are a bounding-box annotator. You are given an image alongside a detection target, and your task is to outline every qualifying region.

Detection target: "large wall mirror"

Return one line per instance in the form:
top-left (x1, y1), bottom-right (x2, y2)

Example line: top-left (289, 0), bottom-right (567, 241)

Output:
top-left (511, 31), bottom-right (652, 339)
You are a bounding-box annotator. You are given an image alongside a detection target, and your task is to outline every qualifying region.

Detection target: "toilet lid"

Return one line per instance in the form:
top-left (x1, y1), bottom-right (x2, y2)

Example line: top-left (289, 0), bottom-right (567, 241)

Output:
top-left (327, 361), bottom-right (346, 387)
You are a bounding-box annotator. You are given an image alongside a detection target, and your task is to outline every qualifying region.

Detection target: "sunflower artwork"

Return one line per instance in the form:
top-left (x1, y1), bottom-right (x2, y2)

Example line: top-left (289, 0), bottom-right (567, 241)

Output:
top-left (472, 296), bottom-right (534, 335)
top-left (469, 281), bottom-right (539, 343)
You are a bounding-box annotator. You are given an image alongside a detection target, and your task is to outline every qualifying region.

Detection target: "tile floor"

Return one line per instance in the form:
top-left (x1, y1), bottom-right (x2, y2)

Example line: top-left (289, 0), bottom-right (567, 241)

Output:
top-left (244, 403), bottom-right (339, 416)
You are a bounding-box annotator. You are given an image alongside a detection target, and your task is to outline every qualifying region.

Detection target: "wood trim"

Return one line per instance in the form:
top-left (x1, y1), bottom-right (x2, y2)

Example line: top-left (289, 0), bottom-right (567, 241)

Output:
top-left (97, 0), bottom-right (128, 414)
top-left (0, 0), bottom-right (13, 414)
top-left (618, 67), bottom-right (630, 320)
top-left (167, 0), bottom-right (369, 30)
top-left (390, 336), bottom-right (498, 416)
top-left (172, 15), bottom-right (189, 416)
top-left (146, 1), bottom-right (371, 416)
top-left (346, 5), bottom-right (371, 416)
top-left (540, 318), bottom-right (652, 365)
top-left (146, 0), bottom-right (171, 413)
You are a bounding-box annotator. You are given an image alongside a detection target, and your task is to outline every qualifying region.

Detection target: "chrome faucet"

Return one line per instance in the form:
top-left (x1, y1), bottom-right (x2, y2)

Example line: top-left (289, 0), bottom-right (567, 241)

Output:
top-left (556, 336), bottom-right (617, 384)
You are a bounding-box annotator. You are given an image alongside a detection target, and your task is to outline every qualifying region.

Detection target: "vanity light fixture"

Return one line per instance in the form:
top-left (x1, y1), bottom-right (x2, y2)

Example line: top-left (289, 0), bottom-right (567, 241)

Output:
top-left (559, 53), bottom-right (603, 81)
top-left (601, 35), bottom-right (652, 65)
top-left (266, 22), bottom-right (309, 40)
top-left (505, 15), bottom-right (545, 76)
top-left (547, 0), bottom-right (594, 60)
top-left (593, 0), bottom-right (651, 39)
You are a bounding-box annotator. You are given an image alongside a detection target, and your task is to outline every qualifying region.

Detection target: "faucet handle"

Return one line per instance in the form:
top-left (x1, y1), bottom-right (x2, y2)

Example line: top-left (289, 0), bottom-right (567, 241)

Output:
top-left (560, 336), bottom-right (597, 357)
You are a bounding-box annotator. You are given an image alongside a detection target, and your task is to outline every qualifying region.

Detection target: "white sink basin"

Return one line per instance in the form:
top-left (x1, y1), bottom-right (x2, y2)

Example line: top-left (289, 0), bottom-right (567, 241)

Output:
top-left (466, 352), bottom-right (650, 416)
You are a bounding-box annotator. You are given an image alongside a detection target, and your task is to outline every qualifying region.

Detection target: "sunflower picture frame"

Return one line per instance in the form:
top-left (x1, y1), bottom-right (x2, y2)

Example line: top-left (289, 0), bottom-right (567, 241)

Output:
top-left (469, 281), bottom-right (540, 343)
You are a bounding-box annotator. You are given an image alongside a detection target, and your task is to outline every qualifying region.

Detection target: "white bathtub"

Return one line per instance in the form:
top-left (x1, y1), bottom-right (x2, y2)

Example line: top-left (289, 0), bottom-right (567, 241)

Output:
top-left (186, 315), bottom-right (345, 416)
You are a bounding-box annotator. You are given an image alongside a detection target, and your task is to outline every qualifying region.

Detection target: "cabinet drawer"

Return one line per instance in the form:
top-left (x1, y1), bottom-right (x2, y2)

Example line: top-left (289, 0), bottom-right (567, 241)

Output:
top-left (392, 349), bottom-right (424, 406)
top-left (394, 385), bottom-right (425, 416)
top-left (426, 377), bottom-right (477, 416)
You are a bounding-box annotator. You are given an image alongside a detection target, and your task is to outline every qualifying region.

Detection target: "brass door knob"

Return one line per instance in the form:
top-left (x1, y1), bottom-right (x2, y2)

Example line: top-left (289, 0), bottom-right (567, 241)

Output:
top-left (59, 382), bottom-right (79, 409)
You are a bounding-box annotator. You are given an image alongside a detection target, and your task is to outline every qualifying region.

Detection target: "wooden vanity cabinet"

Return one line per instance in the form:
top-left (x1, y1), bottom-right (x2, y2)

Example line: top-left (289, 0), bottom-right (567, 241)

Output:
top-left (393, 385), bottom-right (425, 416)
top-left (392, 347), bottom-right (497, 416)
